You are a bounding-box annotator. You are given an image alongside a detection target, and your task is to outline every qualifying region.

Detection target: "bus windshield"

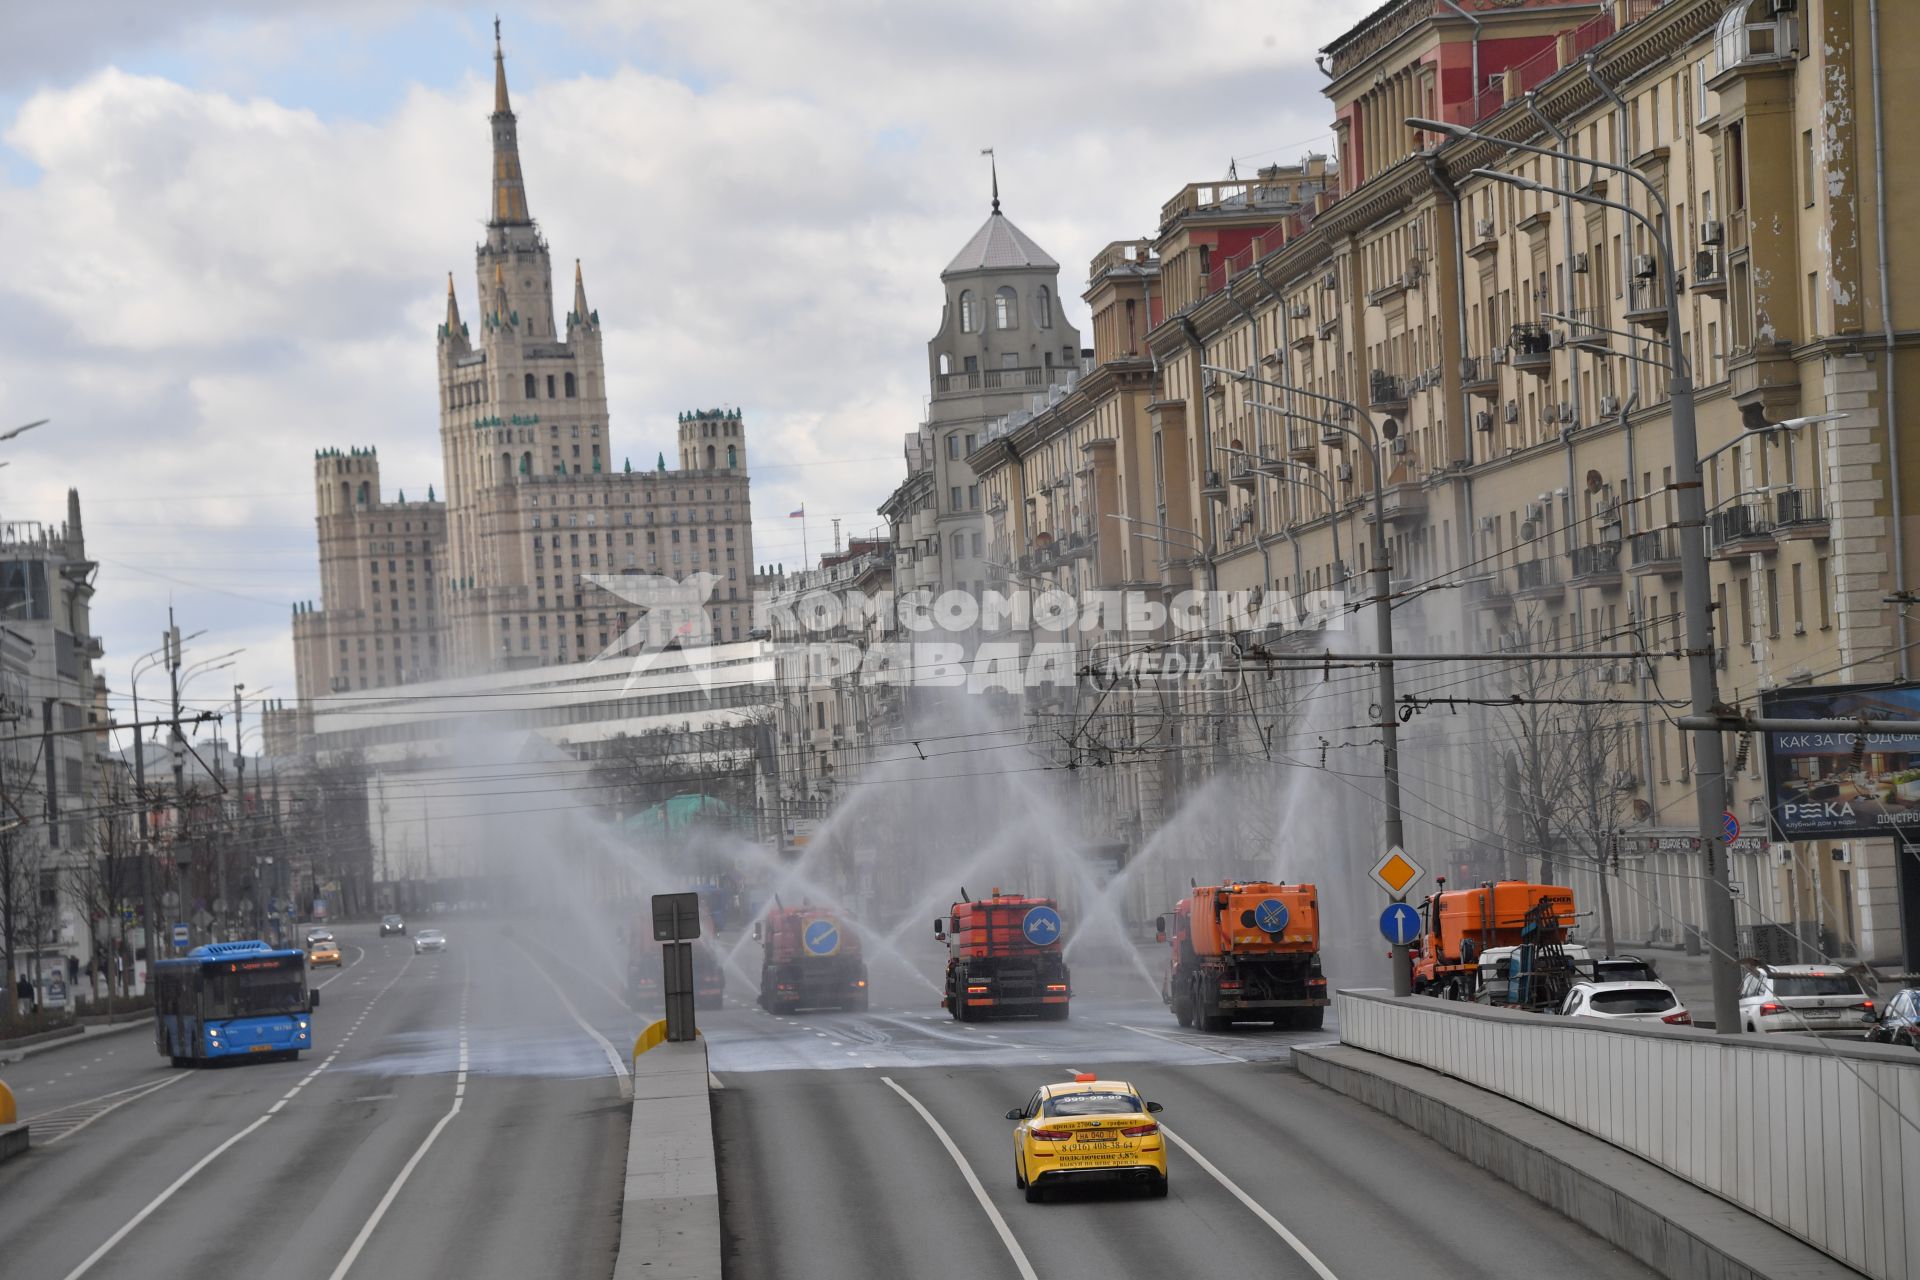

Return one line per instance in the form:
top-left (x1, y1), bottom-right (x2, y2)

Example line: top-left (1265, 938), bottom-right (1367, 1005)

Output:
top-left (206, 967), bottom-right (308, 1017)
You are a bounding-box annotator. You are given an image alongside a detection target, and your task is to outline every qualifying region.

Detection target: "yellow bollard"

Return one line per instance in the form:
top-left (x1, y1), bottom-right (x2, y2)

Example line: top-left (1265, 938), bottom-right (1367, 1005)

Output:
top-left (631, 1019), bottom-right (668, 1060)
top-left (0, 1079), bottom-right (14, 1125)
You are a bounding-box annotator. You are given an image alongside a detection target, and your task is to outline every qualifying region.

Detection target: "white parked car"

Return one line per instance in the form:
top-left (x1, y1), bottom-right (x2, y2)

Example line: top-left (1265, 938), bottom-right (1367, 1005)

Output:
top-left (1738, 964), bottom-right (1876, 1035)
top-left (1558, 980), bottom-right (1690, 1025)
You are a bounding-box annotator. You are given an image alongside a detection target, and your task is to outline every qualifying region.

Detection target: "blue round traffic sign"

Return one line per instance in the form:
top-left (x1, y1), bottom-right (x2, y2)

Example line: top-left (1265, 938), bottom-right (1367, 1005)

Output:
top-left (1721, 810), bottom-right (1741, 844)
top-left (1379, 901), bottom-right (1422, 947)
top-left (1021, 906), bottom-right (1063, 947)
top-left (1253, 898), bottom-right (1290, 935)
top-left (802, 918), bottom-right (841, 957)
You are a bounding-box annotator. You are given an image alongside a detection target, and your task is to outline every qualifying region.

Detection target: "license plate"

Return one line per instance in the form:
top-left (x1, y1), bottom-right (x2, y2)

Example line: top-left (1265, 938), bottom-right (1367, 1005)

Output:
top-left (248, 1044), bottom-right (272, 1053)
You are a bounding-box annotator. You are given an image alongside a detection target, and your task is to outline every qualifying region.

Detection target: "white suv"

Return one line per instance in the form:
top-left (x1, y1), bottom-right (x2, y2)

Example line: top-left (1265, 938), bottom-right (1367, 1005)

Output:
top-left (1559, 980), bottom-right (1690, 1025)
top-left (1738, 964), bottom-right (1876, 1035)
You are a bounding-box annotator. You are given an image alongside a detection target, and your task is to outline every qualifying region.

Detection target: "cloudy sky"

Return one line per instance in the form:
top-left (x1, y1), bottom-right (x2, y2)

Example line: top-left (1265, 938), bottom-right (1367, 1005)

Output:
top-left (0, 0), bottom-right (1377, 743)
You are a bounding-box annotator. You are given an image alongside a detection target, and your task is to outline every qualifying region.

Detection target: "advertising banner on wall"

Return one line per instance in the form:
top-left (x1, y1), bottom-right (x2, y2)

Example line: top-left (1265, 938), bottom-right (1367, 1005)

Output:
top-left (1760, 683), bottom-right (1920, 838)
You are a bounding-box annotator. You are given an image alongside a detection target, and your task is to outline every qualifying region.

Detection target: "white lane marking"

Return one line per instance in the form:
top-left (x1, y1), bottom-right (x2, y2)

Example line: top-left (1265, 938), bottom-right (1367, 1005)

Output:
top-left (326, 1099), bottom-right (462, 1278)
top-left (510, 938), bottom-right (631, 1098)
top-left (22, 1074), bottom-right (185, 1126)
top-left (881, 1077), bottom-right (1039, 1280)
top-left (40, 1076), bottom-right (188, 1147)
top-left (1161, 1126), bottom-right (1339, 1279)
top-left (324, 965), bottom-right (471, 1280)
top-left (708, 1072), bottom-right (725, 1091)
top-left (316, 946), bottom-right (366, 990)
top-left (57, 1114), bottom-right (273, 1280)
top-left (1121, 1023), bottom-right (1246, 1063)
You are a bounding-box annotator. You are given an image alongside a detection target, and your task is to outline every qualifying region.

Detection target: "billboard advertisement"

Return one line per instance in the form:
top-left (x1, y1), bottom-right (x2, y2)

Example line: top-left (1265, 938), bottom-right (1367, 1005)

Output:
top-left (1761, 683), bottom-right (1920, 838)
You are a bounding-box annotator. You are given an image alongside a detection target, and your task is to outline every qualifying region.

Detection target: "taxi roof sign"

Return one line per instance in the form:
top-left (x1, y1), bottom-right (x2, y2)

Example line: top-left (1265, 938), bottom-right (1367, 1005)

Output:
top-left (1368, 845), bottom-right (1424, 899)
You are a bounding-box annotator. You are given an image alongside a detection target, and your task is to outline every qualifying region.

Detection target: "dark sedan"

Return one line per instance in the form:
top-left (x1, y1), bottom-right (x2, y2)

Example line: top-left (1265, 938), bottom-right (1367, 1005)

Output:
top-left (1869, 986), bottom-right (1920, 1048)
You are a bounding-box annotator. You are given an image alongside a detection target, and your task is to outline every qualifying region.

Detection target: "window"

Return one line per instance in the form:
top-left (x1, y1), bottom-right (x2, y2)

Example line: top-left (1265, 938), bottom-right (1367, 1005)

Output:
top-left (525, 373), bottom-right (537, 399)
top-left (565, 372), bottom-right (577, 398)
top-left (950, 485), bottom-right (963, 510)
top-left (1801, 129), bottom-right (1816, 208)
top-left (951, 532), bottom-right (966, 560)
top-left (958, 290), bottom-right (977, 333)
top-left (1036, 285), bottom-right (1052, 328)
top-left (995, 286), bottom-right (1017, 330)
top-left (938, 353), bottom-right (952, 375)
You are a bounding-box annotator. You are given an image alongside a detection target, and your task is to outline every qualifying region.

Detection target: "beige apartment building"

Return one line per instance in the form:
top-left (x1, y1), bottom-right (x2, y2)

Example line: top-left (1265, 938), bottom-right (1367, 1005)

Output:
top-left (294, 32), bottom-right (755, 701)
top-left (965, 0), bottom-right (1920, 965)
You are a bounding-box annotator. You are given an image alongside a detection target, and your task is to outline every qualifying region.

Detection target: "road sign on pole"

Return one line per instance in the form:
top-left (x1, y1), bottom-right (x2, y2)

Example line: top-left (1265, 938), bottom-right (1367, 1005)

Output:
top-left (1368, 846), bottom-right (1425, 900)
top-left (172, 924), bottom-right (189, 948)
top-left (652, 892), bottom-right (702, 943)
top-left (1379, 902), bottom-right (1422, 947)
top-left (1721, 811), bottom-right (1741, 844)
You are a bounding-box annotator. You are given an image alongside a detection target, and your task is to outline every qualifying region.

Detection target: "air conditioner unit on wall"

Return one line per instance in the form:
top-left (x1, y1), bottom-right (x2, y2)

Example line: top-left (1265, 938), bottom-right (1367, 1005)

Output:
top-left (1503, 400), bottom-right (1520, 424)
top-left (1701, 220), bottom-right (1725, 246)
top-left (1478, 515), bottom-right (1497, 532)
top-left (1475, 410), bottom-right (1494, 432)
top-left (1632, 254), bottom-right (1658, 280)
top-left (1571, 251), bottom-right (1590, 274)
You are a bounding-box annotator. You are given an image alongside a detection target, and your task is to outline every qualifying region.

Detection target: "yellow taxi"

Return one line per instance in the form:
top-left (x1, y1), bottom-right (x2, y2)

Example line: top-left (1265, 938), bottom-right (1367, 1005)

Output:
top-left (308, 938), bottom-right (342, 967)
top-left (1006, 1073), bottom-right (1167, 1202)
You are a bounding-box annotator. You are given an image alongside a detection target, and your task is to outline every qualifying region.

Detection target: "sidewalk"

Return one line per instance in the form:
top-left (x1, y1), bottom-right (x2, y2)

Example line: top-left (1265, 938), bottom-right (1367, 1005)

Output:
top-left (0, 1017), bottom-right (149, 1067)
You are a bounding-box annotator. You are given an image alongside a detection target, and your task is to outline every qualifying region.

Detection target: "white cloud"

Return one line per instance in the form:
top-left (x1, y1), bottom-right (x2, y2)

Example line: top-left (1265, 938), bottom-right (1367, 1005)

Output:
top-left (0, 0), bottom-right (1377, 723)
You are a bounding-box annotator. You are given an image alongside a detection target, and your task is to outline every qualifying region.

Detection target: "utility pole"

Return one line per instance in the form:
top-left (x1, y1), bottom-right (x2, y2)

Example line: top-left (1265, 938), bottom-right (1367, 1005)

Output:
top-left (233, 685), bottom-right (245, 940)
top-left (376, 775), bottom-right (389, 910)
top-left (132, 645), bottom-right (157, 987)
top-left (167, 613), bottom-right (188, 943)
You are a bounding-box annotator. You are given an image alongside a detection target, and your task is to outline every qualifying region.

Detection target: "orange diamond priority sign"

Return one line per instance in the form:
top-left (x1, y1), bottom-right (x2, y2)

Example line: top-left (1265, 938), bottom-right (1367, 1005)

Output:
top-left (1369, 845), bottom-right (1424, 900)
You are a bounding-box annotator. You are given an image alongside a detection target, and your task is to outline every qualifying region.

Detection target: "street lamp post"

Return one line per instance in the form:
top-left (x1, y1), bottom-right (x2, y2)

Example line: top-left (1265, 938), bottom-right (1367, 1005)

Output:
top-left (1203, 363), bottom-right (1414, 995)
top-left (1414, 113), bottom-right (1744, 1029)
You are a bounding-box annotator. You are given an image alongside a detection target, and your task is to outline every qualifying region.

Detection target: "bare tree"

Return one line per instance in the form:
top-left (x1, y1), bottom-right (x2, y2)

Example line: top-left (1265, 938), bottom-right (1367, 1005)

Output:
top-left (65, 773), bottom-right (140, 999)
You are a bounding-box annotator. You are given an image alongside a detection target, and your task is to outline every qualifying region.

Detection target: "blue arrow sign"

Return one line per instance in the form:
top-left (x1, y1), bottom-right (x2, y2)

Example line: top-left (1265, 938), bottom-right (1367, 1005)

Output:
top-left (1379, 902), bottom-right (1422, 947)
top-left (1022, 906), bottom-right (1063, 947)
top-left (1253, 897), bottom-right (1290, 935)
top-left (802, 918), bottom-right (841, 957)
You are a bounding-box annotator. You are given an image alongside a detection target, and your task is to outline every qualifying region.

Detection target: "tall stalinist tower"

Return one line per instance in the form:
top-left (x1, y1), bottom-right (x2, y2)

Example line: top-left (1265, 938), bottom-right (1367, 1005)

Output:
top-left (294, 25), bottom-right (756, 697)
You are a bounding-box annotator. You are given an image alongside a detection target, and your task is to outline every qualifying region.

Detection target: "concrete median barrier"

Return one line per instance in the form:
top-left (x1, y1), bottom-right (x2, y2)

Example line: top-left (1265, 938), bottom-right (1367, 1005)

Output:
top-left (614, 1036), bottom-right (720, 1280)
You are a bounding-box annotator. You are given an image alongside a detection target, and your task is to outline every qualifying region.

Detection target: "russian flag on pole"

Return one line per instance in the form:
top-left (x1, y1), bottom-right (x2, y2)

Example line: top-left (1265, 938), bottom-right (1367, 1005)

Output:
top-left (789, 506), bottom-right (805, 518)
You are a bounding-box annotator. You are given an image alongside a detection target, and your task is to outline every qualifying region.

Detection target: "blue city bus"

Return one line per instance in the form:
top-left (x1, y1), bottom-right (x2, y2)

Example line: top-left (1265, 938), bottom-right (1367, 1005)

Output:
top-left (153, 940), bottom-right (317, 1066)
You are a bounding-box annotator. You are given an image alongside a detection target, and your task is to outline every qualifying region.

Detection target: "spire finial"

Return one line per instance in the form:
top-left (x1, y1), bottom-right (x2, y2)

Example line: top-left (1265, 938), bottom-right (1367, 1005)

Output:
top-left (492, 17), bottom-right (512, 115)
top-left (981, 146), bottom-right (999, 213)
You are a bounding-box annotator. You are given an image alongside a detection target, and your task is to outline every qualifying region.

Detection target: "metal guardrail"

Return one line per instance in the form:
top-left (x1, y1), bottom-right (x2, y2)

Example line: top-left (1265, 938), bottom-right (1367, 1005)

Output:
top-left (1335, 989), bottom-right (1919, 1280)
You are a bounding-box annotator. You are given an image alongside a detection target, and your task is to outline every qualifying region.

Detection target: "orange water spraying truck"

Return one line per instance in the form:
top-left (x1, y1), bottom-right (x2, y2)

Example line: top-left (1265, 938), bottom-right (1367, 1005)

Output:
top-left (1411, 879), bottom-right (1577, 1001)
top-left (754, 904), bottom-right (868, 1013)
top-left (935, 889), bottom-right (1070, 1021)
top-left (1157, 881), bottom-right (1327, 1030)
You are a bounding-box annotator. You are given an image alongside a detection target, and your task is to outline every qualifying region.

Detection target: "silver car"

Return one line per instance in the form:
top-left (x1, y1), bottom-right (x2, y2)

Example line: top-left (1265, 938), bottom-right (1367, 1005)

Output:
top-left (1558, 980), bottom-right (1690, 1025)
top-left (413, 929), bottom-right (448, 954)
top-left (1738, 964), bottom-right (1875, 1035)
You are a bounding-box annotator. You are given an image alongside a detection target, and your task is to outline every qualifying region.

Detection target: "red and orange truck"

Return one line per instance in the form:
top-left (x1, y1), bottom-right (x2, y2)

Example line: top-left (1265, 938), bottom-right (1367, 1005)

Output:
top-left (1411, 879), bottom-right (1576, 1000)
top-left (1157, 881), bottom-right (1328, 1031)
top-left (935, 890), bottom-right (1070, 1021)
top-left (754, 905), bottom-right (868, 1013)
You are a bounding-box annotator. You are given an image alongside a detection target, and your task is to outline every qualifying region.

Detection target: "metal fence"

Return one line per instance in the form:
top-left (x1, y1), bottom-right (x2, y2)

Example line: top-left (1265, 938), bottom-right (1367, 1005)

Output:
top-left (1336, 989), bottom-right (1920, 1279)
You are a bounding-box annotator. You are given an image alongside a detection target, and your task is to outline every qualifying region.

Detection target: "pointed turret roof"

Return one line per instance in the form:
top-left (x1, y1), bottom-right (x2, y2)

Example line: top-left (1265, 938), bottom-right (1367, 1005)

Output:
top-left (488, 20), bottom-right (532, 227)
top-left (572, 259), bottom-right (591, 327)
top-left (942, 210), bottom-right (1058, 276)
top-left (445, 273), bottom-right (462, 330)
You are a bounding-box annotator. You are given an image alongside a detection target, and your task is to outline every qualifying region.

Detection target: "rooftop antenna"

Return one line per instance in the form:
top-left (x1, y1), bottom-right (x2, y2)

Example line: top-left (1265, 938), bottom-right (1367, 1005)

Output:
top-left (980, 147), bottom-right (999, 213)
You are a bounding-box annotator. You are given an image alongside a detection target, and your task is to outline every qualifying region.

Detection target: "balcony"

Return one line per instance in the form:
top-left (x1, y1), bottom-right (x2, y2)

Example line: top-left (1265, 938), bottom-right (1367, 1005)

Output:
top-left (1772, 488), bottom-right (1829, 541)
top-left (1465, 573), bottom-right (1513, 612)
top-left (1461, 355), bottom-right (1499, 397)
top-left (1510, 323), bottom-right (1554, 374)
top-left (1628, 530), bottom-right (1683, 577)
top-left (1361, 481), bottom-right (1428, 526)
top-left (1568, 541), bottom-right (1622, 588)
top-left (1623, 279), bottom-right (1668, 330)
top-left (1466, 217), bottom-right (1499, 260)
top-left (1200, 470), bottom-right (1228, 502)
top-left (935, 366), bottom-right (1047, 395)
top-left (1709, 503), bottom-right (1777, 559)
top-left (1286, 434), bottom-right (1318, 464)
top-left (1368, 370), bottom-right (1408, 412)
top-left (1513, 557), bottom-right (1564, 602)
top-left (1229, 461), bottom-right (1261, 494)
top-left (1730, 341), bottom-right (1801, 419)
top-left (1565, 308), bottom-right (1610, 352)
top-left (1693, 247), bottom-right (1727, 296)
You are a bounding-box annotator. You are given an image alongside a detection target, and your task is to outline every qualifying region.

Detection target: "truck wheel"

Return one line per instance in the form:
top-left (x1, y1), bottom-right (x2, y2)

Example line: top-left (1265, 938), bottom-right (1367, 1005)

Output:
top-left (1172, 989), bottom-right (1194, 1028)
top-left (1296, 1007), bottom-right (1325, 1031)
top-left (848, 991), bottom-right (870, 1013)
top-left (1040, 1003), bottom-right (1068, 1022)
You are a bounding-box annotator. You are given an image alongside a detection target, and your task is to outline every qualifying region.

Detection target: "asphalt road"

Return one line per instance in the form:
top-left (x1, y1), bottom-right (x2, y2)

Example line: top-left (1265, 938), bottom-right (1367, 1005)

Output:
top-left (0, 921), bottom-right (630, 1280)
top-left (699, 948), bottom-right (1666, 1280)
top-left (3, 920), bottom-right (1668, 1280)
